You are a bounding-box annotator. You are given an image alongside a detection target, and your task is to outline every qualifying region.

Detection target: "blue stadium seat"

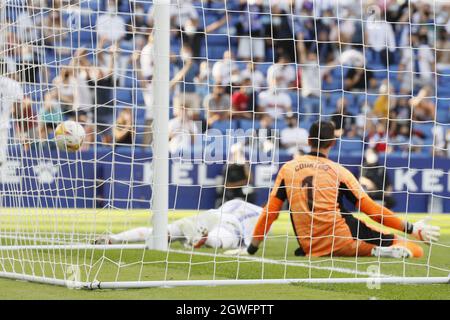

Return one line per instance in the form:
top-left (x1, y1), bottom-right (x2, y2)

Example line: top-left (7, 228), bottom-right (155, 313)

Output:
top-left (116, 89), bottom-right (132, 104)
top-left (255, 63), bottom-right (271, 76)
top-left (80, 0), bottom-right (100, 11)
top-left (337, 138), bottom-right (364, 157)
top-left (412, 122), bottom-right (434, 138)
top-left (437, 86), bottom-right (450, 99)
top-left (210, 120), bottom-right (238, 134)
top-left (436, 99), bottom-right (449, 123)
top-left (274, 118), bottom-right (287, 130)
top-left (238, 119), bottom-right (260, 131)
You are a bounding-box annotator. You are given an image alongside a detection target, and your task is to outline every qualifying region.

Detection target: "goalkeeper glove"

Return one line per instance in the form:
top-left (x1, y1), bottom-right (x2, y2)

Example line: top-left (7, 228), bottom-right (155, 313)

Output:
top-left (223, 248), bottom-right (249, 256)
top-left (411, 217), bottom-right (440, 244)
top-left (224, 243), bottom-right (259, 256)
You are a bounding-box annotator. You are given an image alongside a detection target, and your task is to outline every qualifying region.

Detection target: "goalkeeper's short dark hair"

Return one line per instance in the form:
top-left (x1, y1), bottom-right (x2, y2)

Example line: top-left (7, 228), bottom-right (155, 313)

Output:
top-left (308, 120), bottom-right (336, 149)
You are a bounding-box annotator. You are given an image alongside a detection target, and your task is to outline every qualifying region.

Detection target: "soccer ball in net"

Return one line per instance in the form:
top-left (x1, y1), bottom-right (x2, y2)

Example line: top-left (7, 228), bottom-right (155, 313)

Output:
top-left (54, 120), bottom-right (86, 152)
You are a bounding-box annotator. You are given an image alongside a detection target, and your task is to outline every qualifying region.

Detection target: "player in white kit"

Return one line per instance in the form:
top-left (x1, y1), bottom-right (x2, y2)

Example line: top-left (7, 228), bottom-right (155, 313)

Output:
top-left (94, 199), bottom-right (262, 250)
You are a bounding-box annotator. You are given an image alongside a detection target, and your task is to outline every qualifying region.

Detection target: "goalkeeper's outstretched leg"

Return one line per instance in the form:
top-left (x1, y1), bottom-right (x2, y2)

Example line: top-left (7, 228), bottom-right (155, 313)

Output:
top-left (330, 214), bottom-right (424, 258)
top-left (332, 237), bottom-right (424, 258)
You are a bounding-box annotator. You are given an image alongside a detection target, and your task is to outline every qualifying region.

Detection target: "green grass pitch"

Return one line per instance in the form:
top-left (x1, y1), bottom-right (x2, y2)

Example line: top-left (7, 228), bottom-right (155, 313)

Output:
top-left (0, 209), bottom-right (448, 300)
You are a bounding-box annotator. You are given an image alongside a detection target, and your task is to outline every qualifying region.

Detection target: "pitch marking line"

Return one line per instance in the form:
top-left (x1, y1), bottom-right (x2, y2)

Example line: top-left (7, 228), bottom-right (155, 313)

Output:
top-left (169, 249), bottom-right (394, 278)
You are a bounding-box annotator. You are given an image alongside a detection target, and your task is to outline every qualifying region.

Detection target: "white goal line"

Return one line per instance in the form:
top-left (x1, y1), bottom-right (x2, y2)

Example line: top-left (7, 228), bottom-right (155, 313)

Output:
top-left (0, 243), bottom-right (392, 277)
top-left (0, 271), bottom-right (447, 290)
top-left (0, 243), bottom-right (430, 279)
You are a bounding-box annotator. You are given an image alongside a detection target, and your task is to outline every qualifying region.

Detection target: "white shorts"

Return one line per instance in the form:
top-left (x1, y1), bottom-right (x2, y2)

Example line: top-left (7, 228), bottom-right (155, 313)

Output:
top-left (204, 213), bottom-right (243, 249)
top-left (237, 37), bottom-right (265, 60)
top-left (143, 83), bottom-right (154, 120)
top-left (205, 226), bottom-right (240, 249)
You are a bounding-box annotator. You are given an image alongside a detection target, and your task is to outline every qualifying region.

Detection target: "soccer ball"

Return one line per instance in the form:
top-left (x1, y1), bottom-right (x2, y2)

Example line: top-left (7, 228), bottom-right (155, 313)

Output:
top-left (54, 120), bottom-right (86, 152)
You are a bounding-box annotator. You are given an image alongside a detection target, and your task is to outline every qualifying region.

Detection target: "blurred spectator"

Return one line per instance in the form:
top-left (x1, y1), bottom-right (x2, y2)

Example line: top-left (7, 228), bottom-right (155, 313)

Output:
top-left (398, 32), bottom-right (435, 92)
top-left (344, 66), bottom-right (375, 92)
top-left (373, 80), bottom-right (396, 120)
top-left (17, 41), bottom-right (41, 83)
top-left (297, 33), bottom-right (322, 114)
top-left (257, 114), bottom-right (277, 153)
top-left (364, 11), bottom-right (396, 66)
top-left (0, 32), bottom-right (18, 76)
top-left (390, 123), bottom-right (425, 154)
top-left (212, 50), bottom-right (239, 88)
top-left (181, 13), bottom-right (227, 58)
top-left (221, 142), bottom-right (254, 203)
top-left (266, 55), bottom-right (297, 90)
top-left (43, 66), bottom-right (83, 121)
top-left (42, 10), bottom-right (70, 56)
top-left (270, 3), bottom-right (296, 62)
top-left (280, 114), bottom-right (310, 155)
top-left (240, 62), bottom-right (266, 91)
top-left (194, 61), bottom-right (211, 103)
top-left (203, 85), bottom-right (230, 126)
top-left (148, 0), bottom-right (225, 58)
top-left (234, 0), bottom-right (267, 62)
top-left (336, 7), bottom-right (362, 45)
top-left (87, 42), bottom-right (119, 143)
top-left (0, 68), bottom-right (24, 161)
top-left (97, 0), bottom-right (126, 43)
top-left (391, 94), bottom-right (411, 123)
top-left (330, 97), bottom-right (357, 138)
top-left (168, 108), bottom-right (199, 155)
top-left (409, 86), bottom-right (435, 121)
top-left (12, 97), bottom-right (39, 151)
top-left (292, 0), bottom-right (316, 53)
top-left (315, 19), bottom-right (337, 65)
top-left (436, 27), bottom-right (450, 69)
top-left (114, 107), bottom-right (134, 145)
top-left (258, 78), bottom-right (292, 119)
top-left (432, 125), bottom-right (450, 157)
top-left (45, 67), bottom-right (76, 117)
top-left (137, 34), bottom-right (155, 145)
top-left (15, 6), bottom-right (42, 44)
top-left (332, 48), bottom-right (365, 69)
top-left (70, 48), bottom-right (94, 117)
top-left (359, 148), bottom-right (396, 209)
top-left (125, 1), bottom-right (149, 47)
top-left (366, 121), bottom-right (389, 153)
top-left (170, 45), bottom-right (201, 116)
top-left (148, 0), bottom-right (198, 31)
top-left (231, 76), bottom-right (255, 120)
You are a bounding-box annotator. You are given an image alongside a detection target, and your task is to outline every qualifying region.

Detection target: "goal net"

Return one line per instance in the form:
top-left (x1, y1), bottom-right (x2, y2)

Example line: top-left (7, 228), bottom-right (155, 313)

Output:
top-left (0, 0), bottom-right (448, 289)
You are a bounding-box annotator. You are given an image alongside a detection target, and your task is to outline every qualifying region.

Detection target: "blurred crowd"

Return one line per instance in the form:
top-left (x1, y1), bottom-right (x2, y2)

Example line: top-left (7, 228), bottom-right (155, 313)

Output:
top-left (0, 0), bottom-right (449, 158)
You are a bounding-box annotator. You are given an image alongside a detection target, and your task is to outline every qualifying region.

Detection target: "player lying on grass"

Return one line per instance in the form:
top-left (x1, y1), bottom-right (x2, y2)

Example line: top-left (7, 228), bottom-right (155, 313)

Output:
top-left (94, 199), bottom-right (262, 249)
top-left (227, 120), bottom-right (440, 259)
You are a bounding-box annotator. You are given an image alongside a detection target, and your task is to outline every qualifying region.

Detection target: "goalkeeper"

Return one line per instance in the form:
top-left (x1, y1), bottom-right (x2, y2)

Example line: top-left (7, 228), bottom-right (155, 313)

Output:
top-left (94, 199), bottom-right (262, 249)
top-left (230, 121), bottom-right (440, 259)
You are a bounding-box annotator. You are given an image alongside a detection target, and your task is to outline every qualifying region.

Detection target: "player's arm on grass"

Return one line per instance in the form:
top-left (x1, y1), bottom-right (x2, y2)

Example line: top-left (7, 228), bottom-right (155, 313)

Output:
top-left (341, 167), bottom-right (440, 244)
top-left (246, 166), bottom-right (287, 255)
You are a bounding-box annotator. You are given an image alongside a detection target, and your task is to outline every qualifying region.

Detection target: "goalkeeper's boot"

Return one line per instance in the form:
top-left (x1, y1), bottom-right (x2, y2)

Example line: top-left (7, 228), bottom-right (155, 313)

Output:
top-left (93, 235), bottom-right (112, 245)
top-left (371, 246), bottom-right (412, 259)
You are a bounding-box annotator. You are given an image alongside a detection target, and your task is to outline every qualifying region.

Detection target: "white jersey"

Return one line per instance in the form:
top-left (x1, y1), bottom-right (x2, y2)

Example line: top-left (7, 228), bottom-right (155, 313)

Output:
top-left (215, 199), bottom-right (262, 246)
top-left (0, 77), bottom-right (23, 162)
top-left (169, 200), bottom-right (262, 247)
top-left (168, 209), bottom-right (221, 243)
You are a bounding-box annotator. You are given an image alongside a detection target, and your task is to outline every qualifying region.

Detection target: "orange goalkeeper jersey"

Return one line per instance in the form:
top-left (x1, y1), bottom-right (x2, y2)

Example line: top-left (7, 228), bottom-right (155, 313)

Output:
top-left (253, 152), bottom-right (405, 257)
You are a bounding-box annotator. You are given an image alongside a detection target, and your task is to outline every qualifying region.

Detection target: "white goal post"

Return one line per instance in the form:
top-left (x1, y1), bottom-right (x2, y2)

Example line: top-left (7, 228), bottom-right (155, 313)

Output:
top-left (0, 0), bottom-right (449, 290)
top-left (147, 0), bottom-right (169, 251)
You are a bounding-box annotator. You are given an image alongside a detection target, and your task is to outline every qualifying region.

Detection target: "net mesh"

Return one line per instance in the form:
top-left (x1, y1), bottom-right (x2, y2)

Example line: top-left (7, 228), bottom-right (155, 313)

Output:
top-left (0, 0), bottom-right (449, 287)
